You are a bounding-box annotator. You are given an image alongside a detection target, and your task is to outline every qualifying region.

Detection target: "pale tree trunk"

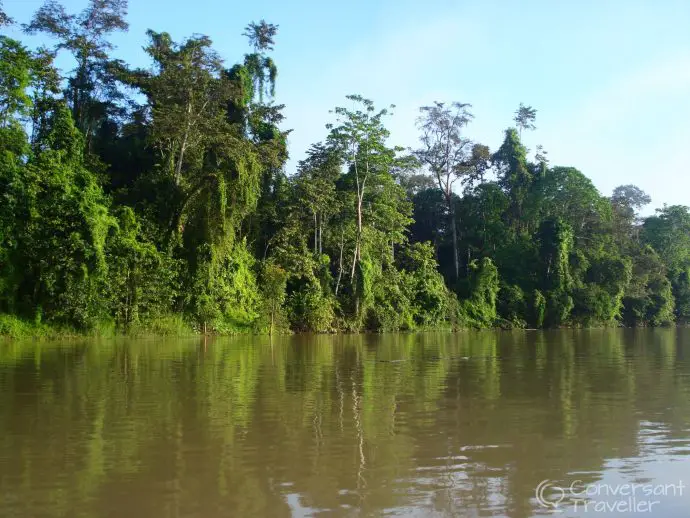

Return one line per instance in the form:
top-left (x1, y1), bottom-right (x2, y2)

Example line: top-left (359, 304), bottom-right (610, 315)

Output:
top-left (350, 145), bottom-right (366, 286)
top-left (175, 97), bottom-right (193, 185)
top-left (270, 302), bottom-right (275, 336)
top-left (350, 242), bottom-right (359, 284)
top-left (351, 191), bottom-right (364, 284)
top-left (174, 97), bottom-right (208, 186)
top-left (335, 232), bottom-right (344, 296)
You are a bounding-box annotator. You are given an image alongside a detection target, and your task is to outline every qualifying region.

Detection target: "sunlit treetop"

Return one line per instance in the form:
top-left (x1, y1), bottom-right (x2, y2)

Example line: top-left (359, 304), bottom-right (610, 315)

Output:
top-left (243, 19), bottom-right (278, 53)
top-left (513, 103), bottom-right (536, 136)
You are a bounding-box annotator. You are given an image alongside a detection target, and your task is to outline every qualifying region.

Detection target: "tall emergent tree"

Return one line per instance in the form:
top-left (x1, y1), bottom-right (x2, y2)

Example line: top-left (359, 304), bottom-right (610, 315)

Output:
top-left (327, 96), bottom-right (412, 320)
top-left (414, 102), bottom-right (474, 282)
top-left (24, 0), bottom-right (129, 149)
top-left (514, 103), bottom-right (537, 138)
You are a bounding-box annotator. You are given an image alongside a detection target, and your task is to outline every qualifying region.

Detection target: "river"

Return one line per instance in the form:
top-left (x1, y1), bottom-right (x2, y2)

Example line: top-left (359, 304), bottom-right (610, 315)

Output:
top-left (1, 329), bottom-right (689, 517)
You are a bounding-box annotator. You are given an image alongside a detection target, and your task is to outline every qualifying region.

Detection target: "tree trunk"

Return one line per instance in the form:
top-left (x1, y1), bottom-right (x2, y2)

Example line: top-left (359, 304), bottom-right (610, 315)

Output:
top-left (351, 191), bottom-right (363, 286)
top-left (270, 303), bottom-right (274, 336)
top-left (335, 232), bottom-right (344, 296)
top-left (350, 242), bottom-right (358, 285)
top-left (449, 198), bottom-right (459, 279)
top-left (175, 96), bottom-right (194, 185)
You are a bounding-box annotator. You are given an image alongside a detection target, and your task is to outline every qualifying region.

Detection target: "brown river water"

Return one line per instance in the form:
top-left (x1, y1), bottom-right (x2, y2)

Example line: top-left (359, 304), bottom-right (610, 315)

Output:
top-left (1, 329), bottom-right (689, 517)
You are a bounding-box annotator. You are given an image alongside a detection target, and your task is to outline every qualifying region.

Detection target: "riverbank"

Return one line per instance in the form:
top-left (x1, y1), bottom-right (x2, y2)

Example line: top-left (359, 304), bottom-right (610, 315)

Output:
top-left (3, 312), bottom-right (678, 341)
top-left (0, 314), bottom-right (194, 340)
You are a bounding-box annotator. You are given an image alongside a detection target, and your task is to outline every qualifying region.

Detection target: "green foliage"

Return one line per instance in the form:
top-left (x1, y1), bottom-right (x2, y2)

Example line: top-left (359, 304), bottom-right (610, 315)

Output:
top-left (259, 261), bottom-right (288, 334)
top-left (187, 239), bottom-right (261, 333)
top-left (537, 218), bottom-right (574, 326)
top-left (1, 2), bottom-right (689, 335)
top-left (24, 0), bottom-right (129, 148)
top-left (106, 207), bottom-right (179, 329)
top-left (2, 103), bottom-right (114, 329)
top-left (398, 242), bottom-right (452, 328)
top-left (671, 266), bottom-right (690, 324)
top-left (621, 246), bottom-right (675, 327)
top-left (462, 258), bottom-right (500, 327)
top-left (0, 37), bottom-right (34, 127)
top-left (571, 253), bottom-right (631, 326)
top-left (363, 261), bottom-right (415, 332)
top-left (513, 103), bottom-right (537, 136)
top-left (532, 290), bottom-right (546, 328)
top-left (642, 206), bottom-right (690, 269)
top-left (494, 128), bottom-right (533, 229)
top-left (286, 279), bottom-right (335, 333)
top-left (0, 314), bottom-right (44, 338)
top-left (497, 284), bottom-right (527, 328)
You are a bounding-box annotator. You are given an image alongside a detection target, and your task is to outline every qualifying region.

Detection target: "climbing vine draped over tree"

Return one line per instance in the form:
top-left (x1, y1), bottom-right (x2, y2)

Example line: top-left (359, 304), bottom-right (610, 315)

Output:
top-left (1, 1), bottom-right (689, 336)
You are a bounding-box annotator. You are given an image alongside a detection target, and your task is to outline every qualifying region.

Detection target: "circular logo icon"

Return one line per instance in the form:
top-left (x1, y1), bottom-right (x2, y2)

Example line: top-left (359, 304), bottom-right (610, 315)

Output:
top-left (536, 479), bottom-right (566, 510)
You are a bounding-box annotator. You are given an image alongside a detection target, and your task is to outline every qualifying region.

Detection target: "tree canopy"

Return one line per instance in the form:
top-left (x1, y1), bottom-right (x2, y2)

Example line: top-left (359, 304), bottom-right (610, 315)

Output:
top-left (1, 1), bottom-right (688, 335)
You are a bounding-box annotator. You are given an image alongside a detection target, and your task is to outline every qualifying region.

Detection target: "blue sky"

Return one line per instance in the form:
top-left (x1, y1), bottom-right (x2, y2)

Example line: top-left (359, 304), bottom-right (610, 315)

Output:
top-left (4, 0), bottom-right (689, 213)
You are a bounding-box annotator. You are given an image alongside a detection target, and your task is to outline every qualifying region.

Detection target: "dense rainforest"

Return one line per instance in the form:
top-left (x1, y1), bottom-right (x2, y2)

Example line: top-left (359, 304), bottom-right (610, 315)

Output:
top-left (1, 1), bottom-right (689, 336)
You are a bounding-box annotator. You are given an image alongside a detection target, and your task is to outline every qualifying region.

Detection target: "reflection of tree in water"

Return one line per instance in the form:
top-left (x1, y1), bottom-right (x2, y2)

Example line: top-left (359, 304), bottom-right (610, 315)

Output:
top-left (0, 329), bottom-right (689, 517)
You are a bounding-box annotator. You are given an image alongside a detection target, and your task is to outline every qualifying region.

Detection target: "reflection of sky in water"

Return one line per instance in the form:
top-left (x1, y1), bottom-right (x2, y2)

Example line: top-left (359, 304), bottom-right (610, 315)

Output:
top-left (554, 421), bottom-right (690, 518)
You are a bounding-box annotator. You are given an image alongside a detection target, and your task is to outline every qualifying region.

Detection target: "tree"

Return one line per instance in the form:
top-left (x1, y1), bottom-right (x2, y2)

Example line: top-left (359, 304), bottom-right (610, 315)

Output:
top-left (241, 20), bottom-right (278, 101)
top-left (327, 96), bottom-right (406, 314)
top-left (295, 143), bottom-right (340, 255)
top-left (105, 207), bottom-right (178, 329)
top-left (462, 257), bottom-right (500, 327)
top-left (538, 218), bottom-right (574, 326)
top-left (642, 205), bottom-right (690, 323)
top-left (513, 103), bottom-right (536, 138)
top-left (409, 188), bottom-right (447, 255)
top-left (643, 205), bottom-right (690, 271)
top-left (494, 128), bottom-right (533, 231)
top-left (4, 8), bottom-right (690, 335)
top-left (5, 103), bottom-right (114, 327)
top-left (612, 184), bottom-right (651, 216)
top-left (260, 262), bottom-right (287, 335)
top-left (533, 166), bottom-right (611, 242)
top-left (0, 37), bottom-right (34, 128)
top-left (233, 21), bottom-right (289, 261)
top-left (610, 184), bottom-right (651, 247)
top-left (415, 102), bottom-right (474, 281)
top-left (24, 0), bottom-right (129, 148)
top-left (622, 245), bottom-right (675, 326)
top-left (124, 29), bottom-right (271, 331)
top-left (0, 1), bottom-right (13, 27)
